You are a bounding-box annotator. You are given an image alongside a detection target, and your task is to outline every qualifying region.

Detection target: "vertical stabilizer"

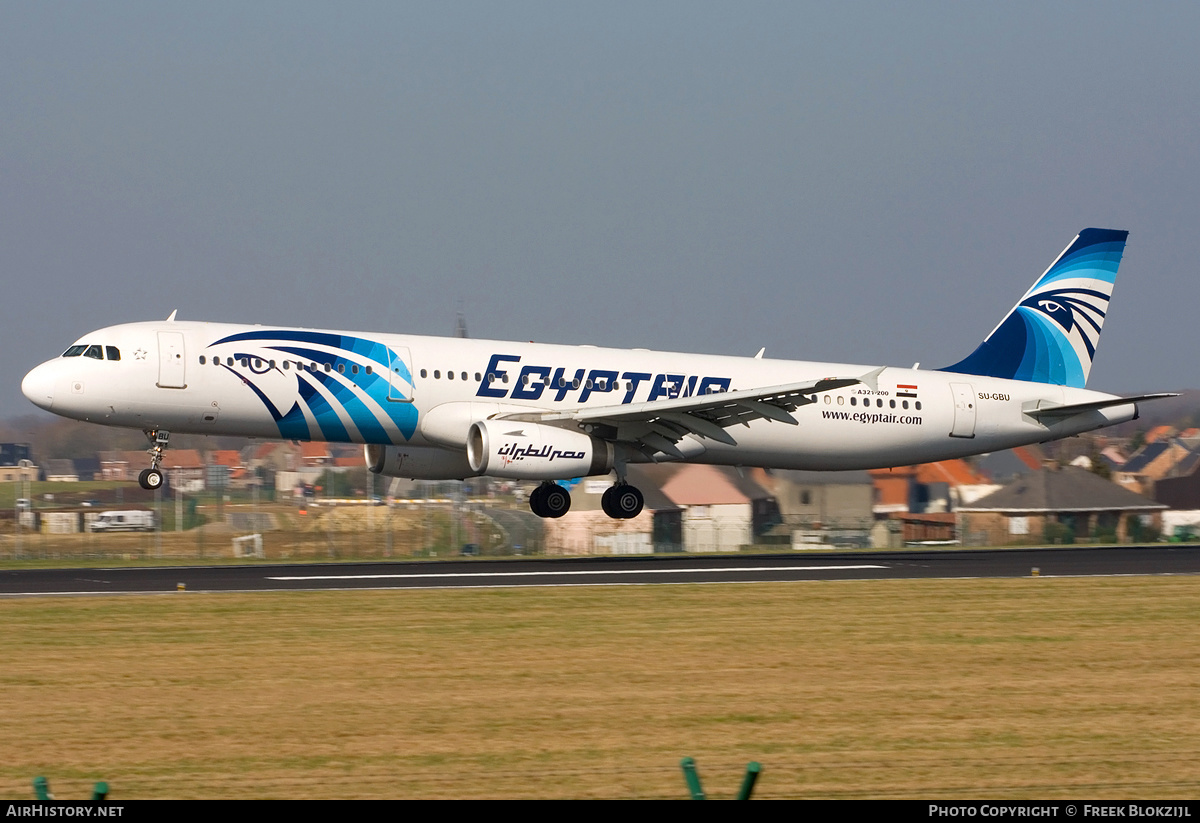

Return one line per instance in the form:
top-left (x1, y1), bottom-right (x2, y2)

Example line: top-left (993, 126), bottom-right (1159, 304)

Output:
top-left (940, 228), bottom-right (1127, 387)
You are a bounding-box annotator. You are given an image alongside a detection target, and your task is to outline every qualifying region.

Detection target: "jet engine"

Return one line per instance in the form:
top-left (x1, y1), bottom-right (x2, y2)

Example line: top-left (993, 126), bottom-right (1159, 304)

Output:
top-left (364, 444), bottom-right (478, 480)
top-left (467, 420), bottom-right (614, 480)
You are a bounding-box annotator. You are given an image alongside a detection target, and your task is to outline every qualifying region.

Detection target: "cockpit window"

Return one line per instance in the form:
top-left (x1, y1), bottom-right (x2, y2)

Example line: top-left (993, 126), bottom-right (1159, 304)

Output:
top-left (62, 345), bottom-right (87, 357)
top-left (84, 345), bottom-right (103, 360)
top-left (105, 346), bottom-right (120, 361)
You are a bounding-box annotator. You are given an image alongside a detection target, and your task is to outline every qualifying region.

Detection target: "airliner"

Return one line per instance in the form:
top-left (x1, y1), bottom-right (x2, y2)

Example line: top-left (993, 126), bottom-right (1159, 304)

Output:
top-left (21, 228), bottom-right (1172, 519)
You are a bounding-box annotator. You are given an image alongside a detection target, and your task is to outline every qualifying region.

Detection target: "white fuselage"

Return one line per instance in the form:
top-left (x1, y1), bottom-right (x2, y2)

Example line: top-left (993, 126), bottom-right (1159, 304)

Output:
top-left (21, 320), bottom-right (1137, 477)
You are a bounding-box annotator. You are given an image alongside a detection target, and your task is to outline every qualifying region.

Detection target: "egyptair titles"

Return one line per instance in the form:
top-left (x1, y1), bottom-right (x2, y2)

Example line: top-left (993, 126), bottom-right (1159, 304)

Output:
top-left (475, 354), bottom-right (732, 404)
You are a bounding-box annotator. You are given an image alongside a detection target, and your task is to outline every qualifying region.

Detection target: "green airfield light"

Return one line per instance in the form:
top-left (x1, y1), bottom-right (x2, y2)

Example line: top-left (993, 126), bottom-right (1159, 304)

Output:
top-left (681, 757), bottom-right (762, 799)
top-left (680, 757), bottom-right (705, 800)
top-left (737, 762), bottom-right (762, 800)
top-left (31, 776), bottom-right (109, 800)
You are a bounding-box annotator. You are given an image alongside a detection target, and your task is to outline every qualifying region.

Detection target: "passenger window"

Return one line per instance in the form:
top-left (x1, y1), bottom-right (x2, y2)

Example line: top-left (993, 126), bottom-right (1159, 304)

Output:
top-left (434, 370), bottom-right (441, 379)
top-left (106, 346), bottom-right (120, 361)
top-left (199, 356), bottom-right (207, 365)
top-left (447, 370), bottom-right (454, 380)
top-left (365, 366), bottom-right (372, 375)
top-left (352, 365), bottom-right (359, 375)
top-left (339, 364), bottom-right (346, 374)
top-left (283, 361), bottom-right (290, 370)
top-left (420, 369), bottom-right (427, 378)
top-left (84, 345), bottom-right (103, 359)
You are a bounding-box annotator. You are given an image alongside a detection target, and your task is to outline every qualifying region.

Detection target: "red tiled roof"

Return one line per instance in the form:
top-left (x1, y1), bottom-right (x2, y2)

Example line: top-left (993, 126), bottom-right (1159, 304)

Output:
top-left (1145, 425), bottom-right (1175, 444)
top-left (914, 460), bottom-right (987, 487)
top-left (300, 442), bottom-right (330, 459)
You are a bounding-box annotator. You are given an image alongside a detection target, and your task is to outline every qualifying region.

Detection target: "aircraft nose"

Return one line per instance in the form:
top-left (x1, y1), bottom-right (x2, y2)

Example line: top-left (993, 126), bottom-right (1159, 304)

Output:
top-left (21, 362), bottom-right (55, 411)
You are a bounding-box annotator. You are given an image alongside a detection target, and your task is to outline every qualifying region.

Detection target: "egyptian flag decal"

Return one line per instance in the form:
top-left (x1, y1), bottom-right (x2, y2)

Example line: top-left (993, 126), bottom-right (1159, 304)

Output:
top-left (896, 383), bottom-right (918, 398)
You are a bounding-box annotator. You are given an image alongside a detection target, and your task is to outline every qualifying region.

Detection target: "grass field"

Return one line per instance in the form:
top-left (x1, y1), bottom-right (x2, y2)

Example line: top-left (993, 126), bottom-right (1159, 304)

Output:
top-left (2, 576), bottom-right (1199, 799)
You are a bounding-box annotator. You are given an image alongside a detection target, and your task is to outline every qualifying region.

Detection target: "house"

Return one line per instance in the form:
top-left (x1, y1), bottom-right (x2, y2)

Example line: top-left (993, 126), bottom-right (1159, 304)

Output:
top-left (957, 464), bottom-right (1165, 544)
top-left (1113, 439), bottom-right (1192, 495)
top-left (634, 463), bottom-right (778, 552)
top-left (869, 460), bottom-right (997, 515)
top-left (43, 459), bottom-right (80, 482)
top-left (764, 469), bottom-right (874, 528)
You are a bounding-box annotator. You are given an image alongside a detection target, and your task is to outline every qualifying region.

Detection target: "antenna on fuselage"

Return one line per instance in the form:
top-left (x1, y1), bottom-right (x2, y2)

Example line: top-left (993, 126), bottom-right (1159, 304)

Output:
top-left (165, 310), bottom-right (178, 322)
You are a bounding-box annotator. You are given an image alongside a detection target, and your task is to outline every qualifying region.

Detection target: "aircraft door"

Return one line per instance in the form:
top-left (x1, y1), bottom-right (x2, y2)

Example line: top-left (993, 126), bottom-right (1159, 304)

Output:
top-left (157, 332), bottom-right (187, 389)
top-left (387, 346), bottom-right (414, 402)
top-left (949, 382), bottom-right (976, 438)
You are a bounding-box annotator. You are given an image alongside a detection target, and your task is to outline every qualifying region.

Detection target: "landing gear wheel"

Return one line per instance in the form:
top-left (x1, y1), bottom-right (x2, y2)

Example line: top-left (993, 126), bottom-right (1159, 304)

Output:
top-left (139, 468), bottom-right (164, 491)
top-left (603, 484), bottom-right (644, 519)
top-left (529, 485), bottom-right (548, 518)
top-left (542, 484), bottom-right (571, 518)
top-left (529, 483), bottom-right (571, 519)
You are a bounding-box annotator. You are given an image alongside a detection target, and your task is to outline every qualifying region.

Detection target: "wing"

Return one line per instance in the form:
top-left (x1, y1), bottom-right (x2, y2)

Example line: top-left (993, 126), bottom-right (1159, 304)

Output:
top-left (496, 367), bottom-right (884, 460)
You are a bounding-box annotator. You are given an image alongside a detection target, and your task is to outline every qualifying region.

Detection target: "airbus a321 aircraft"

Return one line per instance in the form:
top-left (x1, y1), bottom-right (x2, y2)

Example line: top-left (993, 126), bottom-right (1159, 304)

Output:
top-left (22, 228), bottom-right (1173, 520)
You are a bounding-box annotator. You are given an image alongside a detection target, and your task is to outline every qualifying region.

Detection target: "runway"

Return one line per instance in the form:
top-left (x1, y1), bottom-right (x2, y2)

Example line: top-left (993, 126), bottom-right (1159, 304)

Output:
top-left (2, 545), bottom-right (1200, 597)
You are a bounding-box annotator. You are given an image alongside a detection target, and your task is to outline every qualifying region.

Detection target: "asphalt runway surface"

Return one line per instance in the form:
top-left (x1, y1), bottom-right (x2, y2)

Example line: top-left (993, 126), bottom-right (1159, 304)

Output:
top-left (2, 546), bottom-right (1199, 597)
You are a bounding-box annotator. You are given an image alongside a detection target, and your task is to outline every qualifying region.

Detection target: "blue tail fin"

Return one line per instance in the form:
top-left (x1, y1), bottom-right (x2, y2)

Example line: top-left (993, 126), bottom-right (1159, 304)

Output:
top-left (939, 228), bottom-right (1128, 388)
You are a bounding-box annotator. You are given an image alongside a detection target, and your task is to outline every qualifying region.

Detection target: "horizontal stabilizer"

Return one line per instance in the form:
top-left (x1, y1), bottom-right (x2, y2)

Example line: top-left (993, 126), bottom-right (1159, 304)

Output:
top-left (1025, 393), bottom-right (1178, 420)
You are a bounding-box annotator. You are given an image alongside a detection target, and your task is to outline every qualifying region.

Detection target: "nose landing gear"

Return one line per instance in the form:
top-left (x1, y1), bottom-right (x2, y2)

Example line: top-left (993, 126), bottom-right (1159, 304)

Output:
top-left (138, 429), bottom-right (170, 490)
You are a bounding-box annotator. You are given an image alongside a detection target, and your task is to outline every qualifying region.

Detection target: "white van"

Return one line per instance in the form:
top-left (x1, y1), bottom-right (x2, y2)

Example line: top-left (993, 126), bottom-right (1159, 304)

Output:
top-left (89, 510), bottom-right (156, 532)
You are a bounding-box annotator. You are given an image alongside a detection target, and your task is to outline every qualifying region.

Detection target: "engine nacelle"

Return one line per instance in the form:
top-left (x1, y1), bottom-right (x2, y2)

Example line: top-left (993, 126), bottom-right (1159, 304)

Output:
top-left (467, 420), bottom-right (614, 480)
top-left (364, 444), bottom-right (478, 480)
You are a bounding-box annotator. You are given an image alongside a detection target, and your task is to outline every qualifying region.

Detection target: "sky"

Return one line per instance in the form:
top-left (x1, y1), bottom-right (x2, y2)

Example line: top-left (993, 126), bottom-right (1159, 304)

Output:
top-left (3, 2), bottom-right (1198, 422)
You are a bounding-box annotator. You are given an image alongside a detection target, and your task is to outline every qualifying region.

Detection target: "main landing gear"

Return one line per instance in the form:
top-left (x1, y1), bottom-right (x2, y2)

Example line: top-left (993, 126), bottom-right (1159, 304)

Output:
top-left (529, 481), bottom-right (571, 519)
top-left (601, 483), bottom-right (644, 520)
top-left (527, 481), bottom-right (645, 520)
top-left (138, 429), bottom-right (170, 491)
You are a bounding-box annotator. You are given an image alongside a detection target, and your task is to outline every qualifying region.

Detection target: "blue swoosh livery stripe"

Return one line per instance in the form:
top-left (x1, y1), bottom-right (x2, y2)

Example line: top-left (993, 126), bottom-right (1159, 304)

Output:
top-left (209, 330), bottom-right (418, 443)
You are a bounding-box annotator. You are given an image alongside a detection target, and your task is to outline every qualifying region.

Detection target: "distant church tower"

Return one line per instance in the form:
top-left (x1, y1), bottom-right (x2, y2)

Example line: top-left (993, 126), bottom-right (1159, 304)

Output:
top-left (454, 305), bottom-right (468, 339)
